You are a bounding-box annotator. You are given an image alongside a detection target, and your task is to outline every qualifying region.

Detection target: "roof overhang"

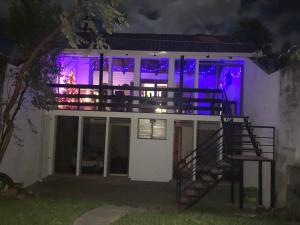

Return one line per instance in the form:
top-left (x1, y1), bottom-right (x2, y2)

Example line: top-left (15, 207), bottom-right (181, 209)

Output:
top-left (62, 48), bottom-right (259, 59)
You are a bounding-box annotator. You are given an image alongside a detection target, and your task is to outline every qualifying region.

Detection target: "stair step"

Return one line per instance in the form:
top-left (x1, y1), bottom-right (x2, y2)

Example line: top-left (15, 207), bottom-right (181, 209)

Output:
top-left (210, 168), bottom-right (223, 175)
top-left (186, 188), bottom-right (199, 197)
top-left (200, 174), bottom-right (215, 182)
top-left (180, 196), bottom-right (191, 204)
top-left (193, 181), bottom-right (206, 189)
top-left (232, 148), bottom-right (261, 151)
top-left (217, 160), bottom-right (232, 168)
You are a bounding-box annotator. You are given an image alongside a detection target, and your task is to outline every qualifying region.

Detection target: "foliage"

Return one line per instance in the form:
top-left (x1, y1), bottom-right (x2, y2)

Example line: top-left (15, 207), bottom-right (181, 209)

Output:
top-left (0, 173), bottom-right (14, 191)
top-left (8, 0), bottom-right (62, 57)
top-left (0, 0), bottom-right (127, 164)
top-left (232, 18), bottom-right (273, 53)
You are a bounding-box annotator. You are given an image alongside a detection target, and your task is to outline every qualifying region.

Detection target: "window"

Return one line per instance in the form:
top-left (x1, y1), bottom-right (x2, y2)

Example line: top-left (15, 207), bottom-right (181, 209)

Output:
top-left (138, 119), bottom-right (167, 140)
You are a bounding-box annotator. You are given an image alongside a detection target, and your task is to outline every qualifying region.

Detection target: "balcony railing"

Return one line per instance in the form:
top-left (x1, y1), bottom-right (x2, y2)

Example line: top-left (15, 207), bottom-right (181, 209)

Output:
top-left (47, 84), bottom-right (237, 115)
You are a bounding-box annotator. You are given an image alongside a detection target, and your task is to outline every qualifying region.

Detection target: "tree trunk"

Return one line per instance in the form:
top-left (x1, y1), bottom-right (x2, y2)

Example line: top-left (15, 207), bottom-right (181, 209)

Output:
top-left (0, 29), bottom-right (59, 165)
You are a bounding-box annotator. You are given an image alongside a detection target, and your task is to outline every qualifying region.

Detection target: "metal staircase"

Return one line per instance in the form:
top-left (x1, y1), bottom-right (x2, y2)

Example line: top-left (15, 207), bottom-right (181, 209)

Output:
top-left (176, 115), bottom-right (276, 209)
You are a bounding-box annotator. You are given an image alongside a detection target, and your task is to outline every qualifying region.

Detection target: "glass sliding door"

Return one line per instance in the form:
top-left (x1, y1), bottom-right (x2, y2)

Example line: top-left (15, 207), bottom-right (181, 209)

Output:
top-left (198, 64), bottom-right (218, 115)
top-left (140, 58), bottom-right (169, 113)
top-left (108, 118), bottom-right (130, 175)
top-left (81, 117), bottom-right (106, 175)
top-left (198, 61), bottom-right (243, 115)
top-left (55, 116), bottom-right (78, 174)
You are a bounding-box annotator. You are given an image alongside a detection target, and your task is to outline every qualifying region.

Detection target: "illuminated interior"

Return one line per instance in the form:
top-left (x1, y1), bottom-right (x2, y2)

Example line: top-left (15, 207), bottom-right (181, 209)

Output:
top-left (56, 55), bottom-right (243, 114)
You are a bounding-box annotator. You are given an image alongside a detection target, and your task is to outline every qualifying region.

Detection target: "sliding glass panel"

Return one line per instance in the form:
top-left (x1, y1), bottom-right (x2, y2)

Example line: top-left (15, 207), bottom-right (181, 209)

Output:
top-left (198, 64), bottom-right (217, 115)
top-left (81, 117), bottom-right (106, 175)
top-left (140, 58), bottom-right (169, 113)
top-left (112, 57), bottom-right (134, 94)
top-left (219, 65), bottom-right (242, 115)
top-left (174, 59), bottom-right (196, 89)
top-left (57, 55), bottom-right (109, 110)
top-left (55, 116), bottom-right (78, 174)
top-left (140, 58), bottom-right (169, 85)
top-left (174, 59), bottom-right (196, 113)
top-left (109, 118), bottom-right (130, 175)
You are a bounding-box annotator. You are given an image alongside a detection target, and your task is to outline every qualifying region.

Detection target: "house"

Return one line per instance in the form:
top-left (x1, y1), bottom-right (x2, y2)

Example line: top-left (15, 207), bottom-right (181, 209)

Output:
top-left (0, 33), bottom-right (279, 209)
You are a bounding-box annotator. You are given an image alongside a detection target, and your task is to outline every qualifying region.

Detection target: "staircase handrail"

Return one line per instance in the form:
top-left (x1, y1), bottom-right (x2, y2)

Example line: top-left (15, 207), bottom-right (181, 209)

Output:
top-left (180, 127), bottom-right (223, 164)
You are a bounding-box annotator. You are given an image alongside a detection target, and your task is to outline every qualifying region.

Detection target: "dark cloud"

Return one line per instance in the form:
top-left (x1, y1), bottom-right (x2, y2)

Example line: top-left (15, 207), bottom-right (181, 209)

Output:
top-left (239, 0), bottom-right (300, 47)
top-left (138, 8), bottom-right (161, 21)
top-left (120, 0), bottom-right (241, 35)
top-left (119, 0), bottom-right (299, 48)
top-left (0, 0), bottom-right (298, 48)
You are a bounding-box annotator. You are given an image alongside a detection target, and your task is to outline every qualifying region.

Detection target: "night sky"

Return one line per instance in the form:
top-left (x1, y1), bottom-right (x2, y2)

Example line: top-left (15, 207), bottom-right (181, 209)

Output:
top-left (0, 0), bottom-right (299, 48)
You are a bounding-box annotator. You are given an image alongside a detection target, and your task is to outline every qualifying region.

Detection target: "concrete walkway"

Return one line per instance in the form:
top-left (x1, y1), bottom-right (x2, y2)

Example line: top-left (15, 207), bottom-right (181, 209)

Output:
top-left (73, 205), bottom-right (138, 225)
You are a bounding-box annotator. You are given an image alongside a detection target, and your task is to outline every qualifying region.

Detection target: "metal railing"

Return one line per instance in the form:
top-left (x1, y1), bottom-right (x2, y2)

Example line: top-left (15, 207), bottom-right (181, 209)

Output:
top-left (176, 115), bottom-right (276, 208)
top-left (47, 83), bottom-right (237, 115)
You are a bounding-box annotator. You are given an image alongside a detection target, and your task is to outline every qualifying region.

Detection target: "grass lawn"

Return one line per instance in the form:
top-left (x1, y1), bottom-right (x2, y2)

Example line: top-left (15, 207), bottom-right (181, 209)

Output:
top-left (0, 196), bottom-right (100, 225)
top-left (0, 196), bottom-right (299, 225)
top-left (113, 208), bottom-right (300, 225)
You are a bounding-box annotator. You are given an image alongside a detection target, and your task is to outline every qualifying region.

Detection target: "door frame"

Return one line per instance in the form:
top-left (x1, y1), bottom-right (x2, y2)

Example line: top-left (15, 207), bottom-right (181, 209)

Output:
top-left (107, 122), bottom-right (131, 176)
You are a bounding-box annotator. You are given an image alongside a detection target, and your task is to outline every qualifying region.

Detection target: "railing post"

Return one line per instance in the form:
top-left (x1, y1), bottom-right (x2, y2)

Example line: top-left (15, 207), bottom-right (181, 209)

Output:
top-left (258, 161), bottom-right (263, 205)
top-left (167, 57), bottom-right (175, 113)
top-left (179, 55), bottom-right (184, 114)
top-left (270, 160), bottom-right (275, 208)
top-left (77, 87), bottom-right (80, 110)
top-left (239, 161), bottom-right (244, 209)
top-left (193, 60), bottom-right (199, 115)
top-left (192, 120), bottom-right (197, 181)
top-left (98, 53), bottom-right (104, 111)
top-left (231, 177), bottom-right (235, 204)
top-left (133, 56), bottom-right (141, 112)
top-left (107, 56), bottom-right (112, 111)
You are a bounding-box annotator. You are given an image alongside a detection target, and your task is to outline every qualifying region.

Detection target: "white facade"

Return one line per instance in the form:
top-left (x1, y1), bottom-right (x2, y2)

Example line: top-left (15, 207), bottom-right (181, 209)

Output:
top-left (0, 49), bottom-right (280, 208)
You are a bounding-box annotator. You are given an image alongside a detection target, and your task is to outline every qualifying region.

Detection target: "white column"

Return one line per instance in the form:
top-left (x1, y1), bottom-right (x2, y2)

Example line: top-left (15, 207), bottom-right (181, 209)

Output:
top-left (103, 117), bottom-right (110, 177)
top-left (194, 59), bottom-right (199, 114)
top-left (167, 57), bottom-right (175, 113)
top-left (48, 115), bottom-right (56, 175)
top-left (107, 56), bottom-right (113, 111)
top-left (76, 116), bottom-right (83, 176)
top-left (133, 56), bottom-right (141, 112)
top-left (193, 120), bottom-right (197, 181)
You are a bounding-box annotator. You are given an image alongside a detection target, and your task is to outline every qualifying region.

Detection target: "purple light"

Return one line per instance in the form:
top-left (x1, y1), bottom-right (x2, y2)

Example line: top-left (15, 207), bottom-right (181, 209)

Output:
top-left (140, 58), bottom-right (169, 74)
top-left (175, 59), bottom-right (196, 74)
top-left (199, 65), bottom-right (216, 76)
top-left (174, 59), bottom-right (196, 88)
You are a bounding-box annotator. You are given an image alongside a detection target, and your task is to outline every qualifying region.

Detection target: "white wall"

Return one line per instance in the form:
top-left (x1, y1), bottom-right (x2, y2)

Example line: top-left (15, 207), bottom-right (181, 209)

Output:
top-left (0, 106), bottom-right (44, 186)
top-left (0, 64), bottom-right (46, 186)
top-left (128, 117), bottom-right (174, 182)
top-left (243, 59), bottom-right (280, 208)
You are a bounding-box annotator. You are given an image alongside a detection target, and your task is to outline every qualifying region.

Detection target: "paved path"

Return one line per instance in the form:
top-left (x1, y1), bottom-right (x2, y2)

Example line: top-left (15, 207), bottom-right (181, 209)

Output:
top-left (73, 205), bottom-right (139, 225)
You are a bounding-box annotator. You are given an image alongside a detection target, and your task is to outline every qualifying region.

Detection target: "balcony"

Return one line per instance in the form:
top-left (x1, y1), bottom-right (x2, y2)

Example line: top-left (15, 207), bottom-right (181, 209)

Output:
top-left (47, 84), bottom-right (237, 115)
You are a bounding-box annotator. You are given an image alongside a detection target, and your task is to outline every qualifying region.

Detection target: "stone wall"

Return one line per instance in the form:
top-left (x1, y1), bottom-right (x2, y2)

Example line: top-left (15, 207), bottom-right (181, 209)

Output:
top-left (276, 63), bottom-right (300, 208)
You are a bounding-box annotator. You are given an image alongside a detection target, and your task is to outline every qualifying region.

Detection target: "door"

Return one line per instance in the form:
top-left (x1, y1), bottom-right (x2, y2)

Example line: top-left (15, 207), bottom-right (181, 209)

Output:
top-left (108, 124), bottom-right (130, 175)
top-left (55, 116), bottom-right (78, 174)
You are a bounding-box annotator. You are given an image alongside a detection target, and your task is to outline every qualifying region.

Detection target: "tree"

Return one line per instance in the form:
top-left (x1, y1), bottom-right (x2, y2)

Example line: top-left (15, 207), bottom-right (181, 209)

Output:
top-left (0, 0), bottom-right (127, 164)
top-left (232, 18), bottom-right (273, 54)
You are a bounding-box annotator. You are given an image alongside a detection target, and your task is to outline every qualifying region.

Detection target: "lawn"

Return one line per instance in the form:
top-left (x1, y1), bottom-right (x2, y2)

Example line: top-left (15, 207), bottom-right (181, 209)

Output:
top-left (0, 196), bottom-right (299, 225)
top-left (0, 196), bottom-right (99, 225)
top-left (113, 208), bottom-right (300, 225)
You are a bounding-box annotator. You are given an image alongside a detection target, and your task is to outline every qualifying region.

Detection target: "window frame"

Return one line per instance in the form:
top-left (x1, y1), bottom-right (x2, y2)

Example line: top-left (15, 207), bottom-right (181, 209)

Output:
top-left (137, 118), bottom-right (167, 140)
